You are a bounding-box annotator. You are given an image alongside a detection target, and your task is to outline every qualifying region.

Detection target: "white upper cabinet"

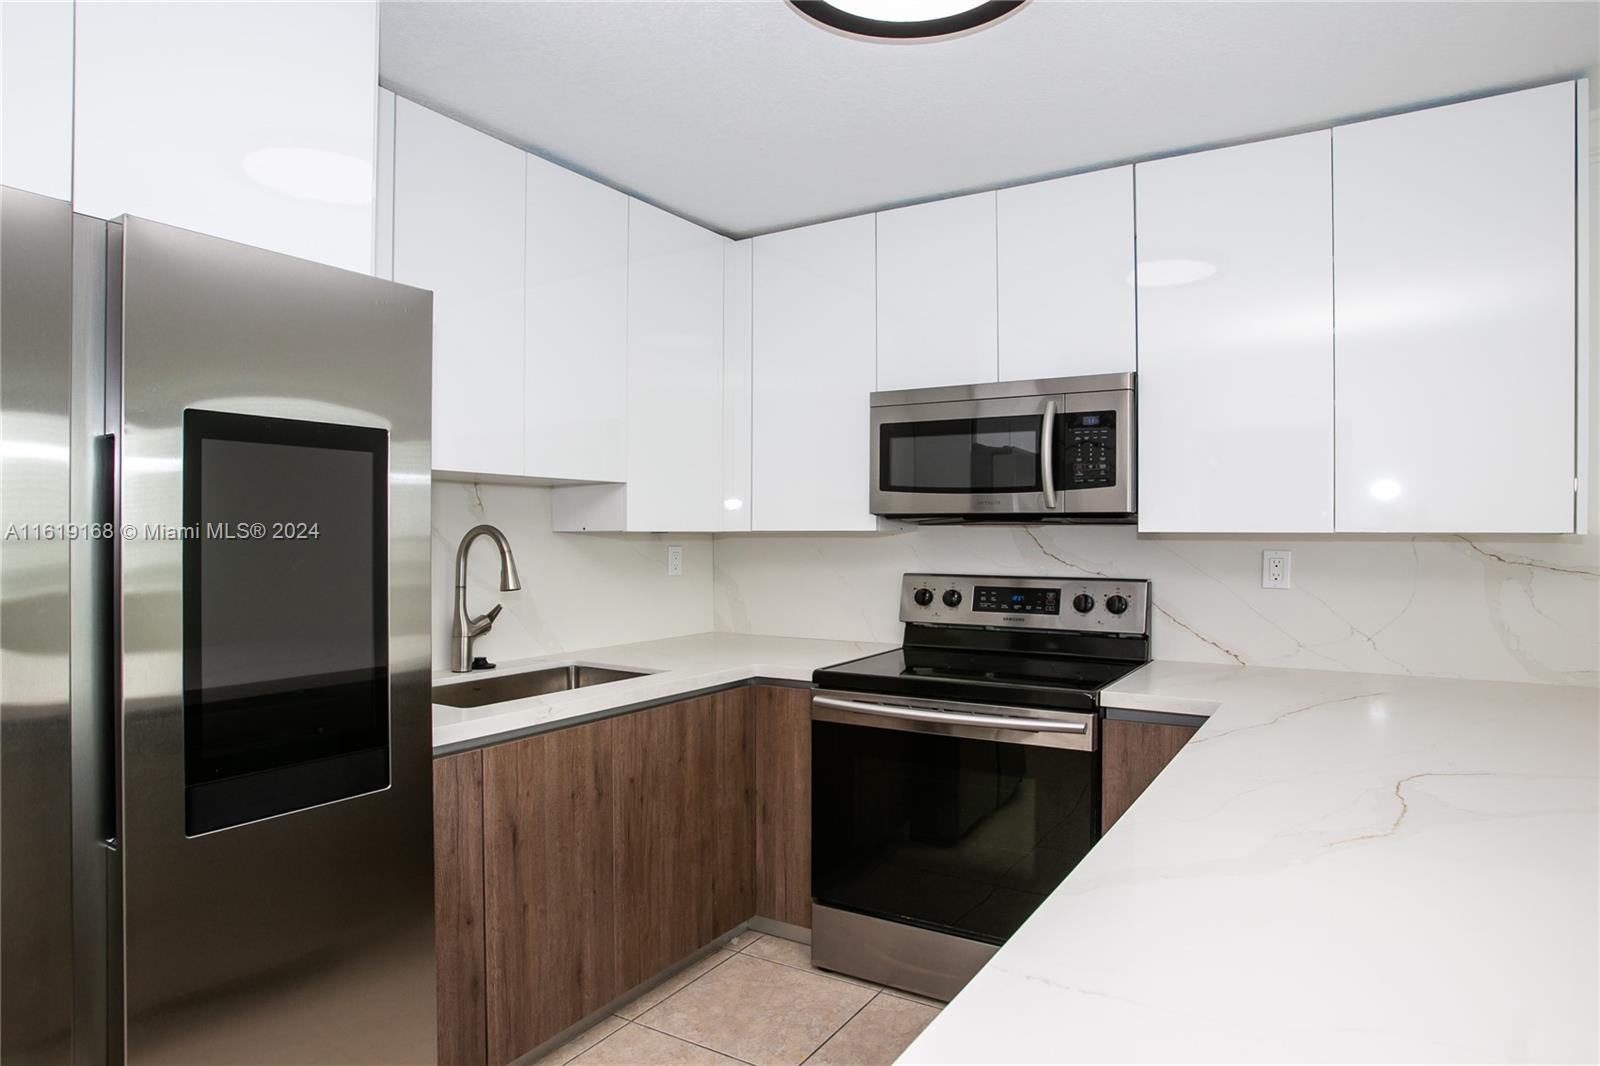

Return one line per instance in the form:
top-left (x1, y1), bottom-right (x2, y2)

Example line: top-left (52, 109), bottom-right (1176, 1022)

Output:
top-left (997, 167), bottom-right (1136, 380)
top-left (1136, 131), bottom-right (1335, 533)
top-left (876, 192), bottom-right (998, 391)
top-left (73, 1), bottom-right (378, 273)
top-left (1333, 83), bottom-right (1578, 533)
top-left (553, 201), bottom-right (727, 530)
top-left (524, 153), bottom-right (629, 483)
top-left (1, 0), bottom-right (73, 199)
top-left (721, 239), bottom-right (754, 531)
top-left (752, 215), bottom-right (879, 531)
top-left (392, 99), bottom-right (526, 478)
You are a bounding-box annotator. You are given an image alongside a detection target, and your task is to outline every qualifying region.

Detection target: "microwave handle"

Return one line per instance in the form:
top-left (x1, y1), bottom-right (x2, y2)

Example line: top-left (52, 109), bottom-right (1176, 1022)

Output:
top-left (1041, 399), bottom-right (1058, 509)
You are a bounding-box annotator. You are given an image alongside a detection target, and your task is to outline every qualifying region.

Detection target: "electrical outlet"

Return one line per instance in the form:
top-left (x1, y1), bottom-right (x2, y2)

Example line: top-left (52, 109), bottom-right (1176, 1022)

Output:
top-left (666, 545), bottom-right (683, 577)
top-left (1262, 550), bottom-right (1291, 589)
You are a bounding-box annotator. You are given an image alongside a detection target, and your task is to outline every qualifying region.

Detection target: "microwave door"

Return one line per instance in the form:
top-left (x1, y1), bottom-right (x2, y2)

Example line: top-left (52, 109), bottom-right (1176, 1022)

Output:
top-left (871, 396), bottom-right (1063, 517)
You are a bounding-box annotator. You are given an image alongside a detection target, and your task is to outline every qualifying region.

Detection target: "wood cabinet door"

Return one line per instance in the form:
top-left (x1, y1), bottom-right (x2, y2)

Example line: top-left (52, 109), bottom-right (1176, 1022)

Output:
top-left (1101, 718), bottom-right (1198, 834)
top-left (613, 691), bottom-right (754, 989)
top-left (752, 686), bottom-right (812, 928)
top-left (434, 751), bottom-right (487, 1066)
top-left (482, 720), bottom-right (619, 1064)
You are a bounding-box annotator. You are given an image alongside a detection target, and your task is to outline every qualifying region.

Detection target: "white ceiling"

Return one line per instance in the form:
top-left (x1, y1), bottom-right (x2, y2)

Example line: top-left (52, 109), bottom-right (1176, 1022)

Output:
top-left (380, 0), bottom-right (1599, 238)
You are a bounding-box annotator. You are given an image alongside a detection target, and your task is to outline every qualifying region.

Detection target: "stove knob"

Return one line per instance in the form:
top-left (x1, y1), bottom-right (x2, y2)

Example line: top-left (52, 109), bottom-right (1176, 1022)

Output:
top-left (942, 589), bottom-right (963, 608)
top-left (1105, 594), bottom-right (1129, 615)
top-left (1072, 593), bottom-right (1095, 614)
top-left (913, 588), bottom-right (934, 607)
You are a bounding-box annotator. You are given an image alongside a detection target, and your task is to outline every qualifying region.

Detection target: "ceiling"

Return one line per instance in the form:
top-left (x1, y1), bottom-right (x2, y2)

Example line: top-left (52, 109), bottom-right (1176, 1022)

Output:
top-left (380, 1), bottom-right (1599, 238)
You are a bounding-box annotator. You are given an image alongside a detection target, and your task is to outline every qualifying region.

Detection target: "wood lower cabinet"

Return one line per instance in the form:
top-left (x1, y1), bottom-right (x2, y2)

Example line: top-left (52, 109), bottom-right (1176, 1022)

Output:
top-left (752, 686), bottom-right (811, 927)
top-left (483, 718), bottom-right (619, 1066)
top-left (439, 686), bottom-right (782, 1064)
top-left (434, 750), bottom-right (487, 1066)
top-left (1100, 716), bottom-right (1199, 834)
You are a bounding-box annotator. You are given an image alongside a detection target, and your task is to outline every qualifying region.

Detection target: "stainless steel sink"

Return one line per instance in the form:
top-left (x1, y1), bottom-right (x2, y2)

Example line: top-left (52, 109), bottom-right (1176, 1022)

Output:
top-left (431, 665), bottom-right (646, 708)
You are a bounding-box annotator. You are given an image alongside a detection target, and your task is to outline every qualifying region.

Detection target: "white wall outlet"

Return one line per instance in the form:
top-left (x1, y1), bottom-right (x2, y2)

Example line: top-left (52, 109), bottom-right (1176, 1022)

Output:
top-left (1262, 550), bottom-right (1291, 589)
top-left (666, 545), bottom-right (684, 577)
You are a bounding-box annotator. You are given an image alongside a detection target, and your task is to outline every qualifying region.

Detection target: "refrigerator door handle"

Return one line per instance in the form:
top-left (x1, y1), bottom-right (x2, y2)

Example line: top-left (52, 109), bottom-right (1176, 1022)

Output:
top-left (93, 432), bottom-right (120, 847)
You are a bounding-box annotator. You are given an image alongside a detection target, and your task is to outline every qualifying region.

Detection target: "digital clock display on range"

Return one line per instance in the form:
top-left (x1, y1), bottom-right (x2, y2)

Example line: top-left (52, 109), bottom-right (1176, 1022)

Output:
top-left (973, 585), bottom-right (1061, 615)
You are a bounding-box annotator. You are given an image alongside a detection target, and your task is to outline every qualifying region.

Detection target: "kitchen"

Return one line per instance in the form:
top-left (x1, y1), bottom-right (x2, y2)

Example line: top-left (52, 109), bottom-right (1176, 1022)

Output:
top-left (1, 2), bottom-right (1596, 1065)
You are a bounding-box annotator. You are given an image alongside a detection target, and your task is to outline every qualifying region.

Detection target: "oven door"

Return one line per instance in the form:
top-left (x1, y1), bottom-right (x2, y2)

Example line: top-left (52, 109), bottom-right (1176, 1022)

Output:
top-left (870, 395), bottom-right (1064, 517)
top-left (811, 692), bottom-right (1100, 946)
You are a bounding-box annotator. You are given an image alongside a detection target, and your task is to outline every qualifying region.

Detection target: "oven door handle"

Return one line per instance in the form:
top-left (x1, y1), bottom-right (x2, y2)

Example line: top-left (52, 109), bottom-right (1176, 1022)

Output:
top-left (812, 695), bottom-right (1088, 734)
top-left (1040, 399), bottom-right (1058, 510)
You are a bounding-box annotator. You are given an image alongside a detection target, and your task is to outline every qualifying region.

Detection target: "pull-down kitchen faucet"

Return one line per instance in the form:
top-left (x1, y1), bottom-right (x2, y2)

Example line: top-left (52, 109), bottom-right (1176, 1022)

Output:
top-left (452, 524), bottom-right (521, 672)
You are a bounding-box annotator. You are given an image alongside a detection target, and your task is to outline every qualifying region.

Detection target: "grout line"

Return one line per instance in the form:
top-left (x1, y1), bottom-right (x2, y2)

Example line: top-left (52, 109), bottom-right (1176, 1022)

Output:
top-left (619, 946), bottom-right (741, 1022)
top-left (626, 1018), bottom-right (762, 1066)
top-left (565, 1018), bottom-right (630, 1065)
top-left (799, 990), bottom-right (882, 1066)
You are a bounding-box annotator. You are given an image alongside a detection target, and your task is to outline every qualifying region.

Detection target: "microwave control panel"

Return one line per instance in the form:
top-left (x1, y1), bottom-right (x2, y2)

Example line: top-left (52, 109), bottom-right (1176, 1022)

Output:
top-left (1062, 410), bottom-right (1116, 489)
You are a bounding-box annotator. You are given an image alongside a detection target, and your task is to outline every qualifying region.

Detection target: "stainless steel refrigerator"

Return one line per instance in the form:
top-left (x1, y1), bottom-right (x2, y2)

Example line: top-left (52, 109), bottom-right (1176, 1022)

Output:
top-left (1, 188), bottom-right (437, 1065)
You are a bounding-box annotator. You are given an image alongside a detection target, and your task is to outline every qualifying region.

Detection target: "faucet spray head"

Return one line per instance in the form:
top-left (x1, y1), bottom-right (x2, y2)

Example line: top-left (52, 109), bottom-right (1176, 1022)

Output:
top-left (500, 554), bottom-right (521, 592)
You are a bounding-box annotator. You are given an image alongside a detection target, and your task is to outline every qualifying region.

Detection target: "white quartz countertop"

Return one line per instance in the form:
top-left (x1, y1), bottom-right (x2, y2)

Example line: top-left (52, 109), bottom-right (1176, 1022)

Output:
top-left (431, 632), bottom-right (891, 753)
top-left (902, 662), bottom-right (1600, 1064)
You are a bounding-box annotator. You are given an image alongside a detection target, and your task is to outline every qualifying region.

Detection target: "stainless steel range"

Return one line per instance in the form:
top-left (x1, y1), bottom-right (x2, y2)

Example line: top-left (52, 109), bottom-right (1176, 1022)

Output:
top-left (809, 572), bottom-right (1152, 1001)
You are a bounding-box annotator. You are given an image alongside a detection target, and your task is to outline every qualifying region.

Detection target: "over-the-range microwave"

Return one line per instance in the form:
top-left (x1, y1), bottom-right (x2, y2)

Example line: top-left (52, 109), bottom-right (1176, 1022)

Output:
top-left (869, 373), bottom-right (1135, 522)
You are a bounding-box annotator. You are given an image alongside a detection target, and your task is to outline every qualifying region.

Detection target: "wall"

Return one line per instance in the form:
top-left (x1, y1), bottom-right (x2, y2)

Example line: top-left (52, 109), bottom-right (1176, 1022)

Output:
top-left (711, 527), bottom-right (1596, 686)
top-left (431, 482), bottom-right (712, 670)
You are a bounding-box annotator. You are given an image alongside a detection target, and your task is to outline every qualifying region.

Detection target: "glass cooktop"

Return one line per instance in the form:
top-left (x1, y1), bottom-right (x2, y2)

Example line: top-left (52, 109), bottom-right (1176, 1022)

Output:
top-left (812, 646), bottom-right (1143, 712)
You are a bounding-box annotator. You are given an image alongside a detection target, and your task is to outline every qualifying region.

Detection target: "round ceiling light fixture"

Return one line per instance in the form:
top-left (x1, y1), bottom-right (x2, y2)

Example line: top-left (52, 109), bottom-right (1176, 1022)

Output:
top-left (789, 0), bottom-right (1027, 42)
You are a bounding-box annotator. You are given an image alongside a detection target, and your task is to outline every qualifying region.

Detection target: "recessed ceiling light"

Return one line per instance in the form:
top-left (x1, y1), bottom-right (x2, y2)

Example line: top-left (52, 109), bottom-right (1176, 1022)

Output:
top-left (789, 0), bottom-right (1026, 41)
top-left (241, 147), bottom-right (373, 206)
top-left (1127, 259), bottom-right (1219, 288)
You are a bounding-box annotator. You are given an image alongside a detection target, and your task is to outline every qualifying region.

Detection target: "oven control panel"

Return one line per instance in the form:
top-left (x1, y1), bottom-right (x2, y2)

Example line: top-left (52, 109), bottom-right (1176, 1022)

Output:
top-left (900, 573), bottom-right (1149, 635)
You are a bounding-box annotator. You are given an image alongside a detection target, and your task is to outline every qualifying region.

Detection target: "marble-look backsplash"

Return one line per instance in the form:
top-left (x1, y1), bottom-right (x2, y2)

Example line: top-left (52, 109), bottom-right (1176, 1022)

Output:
top-left (430, 482), bottom-right (712, 670)
top-left (711, 526), bottom-right (1599, 686)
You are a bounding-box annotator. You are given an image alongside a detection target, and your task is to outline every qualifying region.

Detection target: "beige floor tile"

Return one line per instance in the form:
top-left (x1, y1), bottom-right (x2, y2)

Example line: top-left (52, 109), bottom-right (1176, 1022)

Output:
top-left (639, 953), bottom-right (873, 1066)
top-left (616, 949), bottom-right (737, 1020)
top-left (529, 1014), bottom-right (627, 1066)
top-left (878, 987), bottom-right (947, 1008)
top-left (569, 1023), bottom-right (744, 1066)
top-left (725, 929), bottom-right (763, 952)
top-left (803, 993), bottom-right (939, 1066)
top-left (742, 935), bottom-right (880, 992)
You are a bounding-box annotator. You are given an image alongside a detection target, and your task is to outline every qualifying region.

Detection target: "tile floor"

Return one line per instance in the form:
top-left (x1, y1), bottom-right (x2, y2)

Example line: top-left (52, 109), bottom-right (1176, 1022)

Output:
top-left (532, 932), bottom-right (942, 1066)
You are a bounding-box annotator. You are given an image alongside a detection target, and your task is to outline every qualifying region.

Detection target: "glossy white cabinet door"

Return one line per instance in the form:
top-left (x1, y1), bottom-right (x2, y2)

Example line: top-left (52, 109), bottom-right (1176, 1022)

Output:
top-left (876, 192), bottom-right (998, 391)
top-left (524, 153), bottom-right (628, 482)
top-left (998, 166), bottom-right (1136, 379)
top-left (721, 238), bottom-right (754, 531)
top-left (1136, 131), bottom-right (1334, 533)
top-left (1334, 83), bottom-right (1577, 533)
top-left (1, 0), bottom-right (73, 199)
top-left (73, 0), bottom-right (378, 272)
top-left (392, 99), bottom-right (525, 478)
top-left (614, 200), bottom-right (726, 530)
top-left (752, 216), bottom-right (878, 531)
